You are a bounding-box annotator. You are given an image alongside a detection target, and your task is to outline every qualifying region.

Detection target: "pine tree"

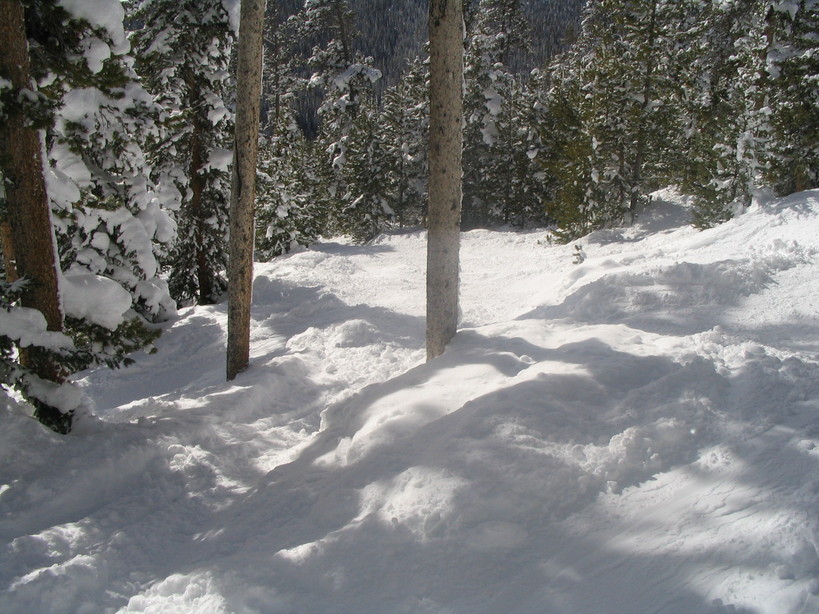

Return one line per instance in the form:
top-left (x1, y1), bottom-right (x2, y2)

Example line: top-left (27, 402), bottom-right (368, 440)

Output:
top-left (462, 0), bottom-right (531, 228)
top-left (764, 0), bottom-right (819, 195)
top-left (0, 0), bottom-right (71, 432)
top-left (379, 54), bottom-right (430, 228)
top-left (338, 96), bottom-right (392, 243)
top-left (130, 0), bottom-right (235, 305)
top-left (2, 0), bottom-right (167, 432)
top-left (682, 0), bottom-right (772, 228)
top-left (292, 0), bottom-right (382, 234)
top-left (256, 105), bottom-right (321, 259)
top-left (539, 0), bottom-right (682, 237)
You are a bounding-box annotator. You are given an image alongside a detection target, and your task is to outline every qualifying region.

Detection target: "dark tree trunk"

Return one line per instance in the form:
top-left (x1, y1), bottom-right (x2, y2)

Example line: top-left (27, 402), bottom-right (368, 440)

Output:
top-left (0, 0), bottom-right (71, 432)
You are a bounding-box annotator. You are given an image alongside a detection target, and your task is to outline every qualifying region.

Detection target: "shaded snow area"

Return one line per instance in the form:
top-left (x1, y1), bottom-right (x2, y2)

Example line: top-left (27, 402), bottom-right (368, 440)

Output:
top-left (3, 190), bottom-right (819, 614)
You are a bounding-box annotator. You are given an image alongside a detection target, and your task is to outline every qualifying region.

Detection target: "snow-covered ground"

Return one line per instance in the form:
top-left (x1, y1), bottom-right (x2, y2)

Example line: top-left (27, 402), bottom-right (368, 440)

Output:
top-left (2, 190), bottom-right (819, 614)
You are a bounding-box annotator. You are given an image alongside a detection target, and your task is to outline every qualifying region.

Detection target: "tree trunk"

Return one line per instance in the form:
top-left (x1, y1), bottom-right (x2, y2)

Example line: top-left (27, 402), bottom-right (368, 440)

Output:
top-left (184, 73), bottom-right (216, 305)
top-left (227, 0), bottom-right (266, 381)
top-left (0, 0), bottom-right (70, 431)
top-left (426, 0), bottom-right (464, 361)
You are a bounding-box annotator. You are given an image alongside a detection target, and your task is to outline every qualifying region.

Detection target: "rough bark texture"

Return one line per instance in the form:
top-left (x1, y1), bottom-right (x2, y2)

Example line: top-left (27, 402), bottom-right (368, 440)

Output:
top-left (226, 0), bottom-right (266, 381)
top-left (426, 0), bottom-right (464, 361)
top-left (0, 0), bottom-right (70, 431)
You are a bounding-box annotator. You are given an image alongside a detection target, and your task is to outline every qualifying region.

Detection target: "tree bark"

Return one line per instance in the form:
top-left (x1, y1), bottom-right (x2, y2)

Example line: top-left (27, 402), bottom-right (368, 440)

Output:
top-left (426, 0), bottom-right (464, 361)
top-left (227, 0), bottom-right (266, 381)
top-left (184, 72), bottom-right (216, 305)
top-left (0, 0), bottom-right (70, 431)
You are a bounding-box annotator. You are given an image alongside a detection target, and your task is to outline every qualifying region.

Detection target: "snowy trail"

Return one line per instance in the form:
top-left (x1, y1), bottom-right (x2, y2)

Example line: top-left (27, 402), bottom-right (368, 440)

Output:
top-left (1, 190), bottom-right (819, 613)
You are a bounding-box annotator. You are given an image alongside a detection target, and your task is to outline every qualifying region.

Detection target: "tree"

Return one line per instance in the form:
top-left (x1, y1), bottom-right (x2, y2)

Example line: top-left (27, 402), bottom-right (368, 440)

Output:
top-left (130, 0), bottom-right (235, 306)
top-left (764, 0), bottom-right (819, 196)
top-left (379, 54), bottom-right (430, 228)
top-left (0, 0), bottom-right (71, 432)
top-left (2, 0), bottom-right (175, 433)
top-left (462, 0), bottom-right (534, 228)
top-left (426, 0), bottom-right (464, 360)
top-left (255, 108), bottom-right (321, 260)
top-left (227, 0), bottom-right (266, 381)
top-left (292, 0), bottom-right (382, 235)
top-left (679, 0), bottom-right (772, 228)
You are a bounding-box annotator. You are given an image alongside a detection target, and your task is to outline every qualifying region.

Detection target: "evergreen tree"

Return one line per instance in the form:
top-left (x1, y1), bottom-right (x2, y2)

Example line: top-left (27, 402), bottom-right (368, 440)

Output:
top-left (427, 0), bottom-right (464, 360)
top-left (255, 107), bottom-right (322, 259)
top-left (293, 0), bottom-right (382, 234)
top-left (338, 96), bottom-right (392, 243)
top-left (681, 0), bottom-right (772, 228)
top-left (764, 0), bottom-right (819, 195)
top-left (227, 0), bottom-right (266, 382)
top-left (540, 0), bottom-right (683, 238)
top-left (130, 0), bottom-right (235, 305)
top-left (2, 0), bottom-right (167, 432)
top-left (462, 0), bottom-right (532, 228)
top-left (379, 54), bottom-right (430, 228)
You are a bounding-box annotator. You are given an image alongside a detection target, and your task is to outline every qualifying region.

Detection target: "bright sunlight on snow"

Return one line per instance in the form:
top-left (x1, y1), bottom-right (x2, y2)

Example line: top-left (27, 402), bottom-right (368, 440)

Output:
top-left (2, 190), bottom-right (819, 614)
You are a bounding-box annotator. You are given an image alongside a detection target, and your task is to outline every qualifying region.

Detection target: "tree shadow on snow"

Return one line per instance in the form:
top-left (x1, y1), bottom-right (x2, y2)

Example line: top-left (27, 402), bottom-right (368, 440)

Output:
top-left (168, 326), bottom-right (819, 613)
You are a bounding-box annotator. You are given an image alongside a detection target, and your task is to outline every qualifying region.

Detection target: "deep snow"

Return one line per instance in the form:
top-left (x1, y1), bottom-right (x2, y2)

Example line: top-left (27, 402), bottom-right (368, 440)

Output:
top-left (2, 190), bottom-right (819, 614)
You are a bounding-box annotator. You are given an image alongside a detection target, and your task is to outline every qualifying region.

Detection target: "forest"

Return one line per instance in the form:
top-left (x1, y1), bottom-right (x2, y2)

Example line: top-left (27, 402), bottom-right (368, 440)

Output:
top-left (0, 0), bottom-right (817, 431)
top-left (2, 2), bottom-right (819, 612)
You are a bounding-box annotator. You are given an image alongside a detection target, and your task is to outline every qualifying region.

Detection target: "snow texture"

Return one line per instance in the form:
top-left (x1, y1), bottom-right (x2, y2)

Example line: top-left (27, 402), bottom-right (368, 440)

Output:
top-left (2, 190), bottom-right (819, 613)
top-left (57, 0), bottom-right (128, 51)
top-left (61, 266), bottom-right (133, 330)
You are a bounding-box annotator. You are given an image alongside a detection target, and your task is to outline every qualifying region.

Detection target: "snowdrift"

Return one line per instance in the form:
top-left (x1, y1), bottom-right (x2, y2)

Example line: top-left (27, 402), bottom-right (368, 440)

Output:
top-left (2, 190), bottom-right (818, 614)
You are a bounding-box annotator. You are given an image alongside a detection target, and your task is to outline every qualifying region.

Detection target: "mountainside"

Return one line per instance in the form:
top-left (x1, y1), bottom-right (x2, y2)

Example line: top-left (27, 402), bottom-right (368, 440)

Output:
top-left (2, 189), bottom-right (818, 613)
top-left (275, 0), bottom-right (584, 85)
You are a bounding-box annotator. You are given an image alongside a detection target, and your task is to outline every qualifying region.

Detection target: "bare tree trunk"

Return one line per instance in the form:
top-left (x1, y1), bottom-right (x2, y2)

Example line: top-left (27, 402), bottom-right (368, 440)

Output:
top-left (426, 0), bottom-right (464, 361)
top-left (227, 0), bottom-right (266, 381)
top-left (0, 0), bottom-right (70, 431)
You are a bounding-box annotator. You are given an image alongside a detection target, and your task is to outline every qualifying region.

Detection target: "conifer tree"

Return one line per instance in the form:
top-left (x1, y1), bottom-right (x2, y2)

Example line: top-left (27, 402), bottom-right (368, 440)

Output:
top-left (227, 0), bottom-right (266, 381)
top-left (0, 0), bottom-right (70, 432)
top-left (338, 96), bottom-right (392, 243)
top-left (682, 0), bottom-right (772, 228)
top-left (256, 106), bottom-right (321, 259)
top-left (462, 0), bottom-right (532, 228)
top-left (379, 54), bottom-right (430, 228)
top-left (764, 0), bottom-right (819, 195)
top-left (292, 0), bottom-right (382, 234)
top-left (2, 0), bottom-right (168, 432)
top-left (130, 0), bottom-right (235, 305)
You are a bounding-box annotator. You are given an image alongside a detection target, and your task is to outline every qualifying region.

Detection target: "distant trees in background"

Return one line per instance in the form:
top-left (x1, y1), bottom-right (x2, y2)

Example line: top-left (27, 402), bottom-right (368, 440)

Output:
top-left (252, 0), bottom-right (817, 243)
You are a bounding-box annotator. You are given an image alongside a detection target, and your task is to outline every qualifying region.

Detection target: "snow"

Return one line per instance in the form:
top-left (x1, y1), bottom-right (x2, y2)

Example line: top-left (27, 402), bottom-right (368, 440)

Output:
top-left (61, 266), bottom-right (133, 330)
top-left (2, 189), bottom-right (819, 613)
top-left (57, 0), bottom-right (128, 52)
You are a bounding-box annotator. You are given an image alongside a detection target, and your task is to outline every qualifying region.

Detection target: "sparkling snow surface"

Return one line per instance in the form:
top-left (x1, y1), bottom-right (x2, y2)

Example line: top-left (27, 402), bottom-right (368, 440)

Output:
top-left (2, 190), bottom-right (819, 613)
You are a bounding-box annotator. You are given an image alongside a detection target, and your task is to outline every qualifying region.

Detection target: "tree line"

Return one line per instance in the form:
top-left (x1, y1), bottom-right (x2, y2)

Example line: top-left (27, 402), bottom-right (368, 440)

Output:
top-left (1, 0), bottom-right (816, 433)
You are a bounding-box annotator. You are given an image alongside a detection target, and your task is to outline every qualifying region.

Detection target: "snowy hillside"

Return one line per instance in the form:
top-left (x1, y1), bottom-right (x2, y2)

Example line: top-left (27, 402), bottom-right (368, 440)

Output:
top-left (2, 190), bottom-right (819, 614)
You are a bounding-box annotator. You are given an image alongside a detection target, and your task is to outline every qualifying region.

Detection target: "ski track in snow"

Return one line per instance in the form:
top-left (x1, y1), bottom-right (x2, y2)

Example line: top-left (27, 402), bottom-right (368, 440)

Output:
top-left (1, 190), bottom-right (819, 613)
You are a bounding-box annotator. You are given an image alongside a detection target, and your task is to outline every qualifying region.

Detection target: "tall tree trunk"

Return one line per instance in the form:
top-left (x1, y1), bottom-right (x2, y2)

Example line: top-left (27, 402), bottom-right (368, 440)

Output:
top-left (426, 0), bottom-right (464, 361)
top-left (227, 0), bottom-right (266, 381)
top-left (0, 0), bottom-right (70, 431)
